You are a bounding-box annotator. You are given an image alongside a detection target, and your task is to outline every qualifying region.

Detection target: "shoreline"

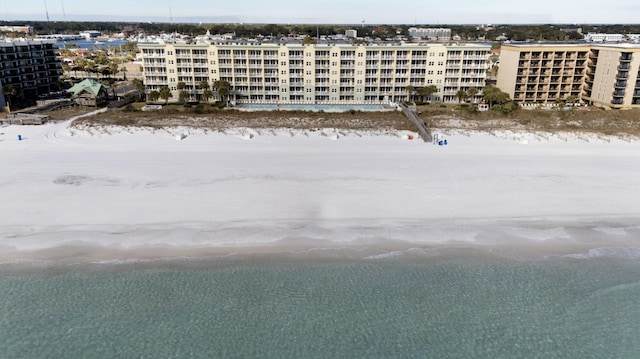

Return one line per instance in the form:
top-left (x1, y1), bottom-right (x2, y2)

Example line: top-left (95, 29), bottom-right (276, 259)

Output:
top-left (1, 215), bottom-right (639, 263)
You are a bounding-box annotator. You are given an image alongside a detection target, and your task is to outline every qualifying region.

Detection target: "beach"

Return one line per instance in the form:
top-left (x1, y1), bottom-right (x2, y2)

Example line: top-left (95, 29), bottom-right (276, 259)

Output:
top-left (0, 119), bottom-right (639, 260)
top-left (2, 118), bottom-right (640, 357)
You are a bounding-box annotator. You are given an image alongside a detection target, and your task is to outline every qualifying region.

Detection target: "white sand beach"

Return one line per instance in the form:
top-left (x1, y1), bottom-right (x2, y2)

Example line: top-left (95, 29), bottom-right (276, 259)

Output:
top-left (1, 119), bottom-right (639, 261)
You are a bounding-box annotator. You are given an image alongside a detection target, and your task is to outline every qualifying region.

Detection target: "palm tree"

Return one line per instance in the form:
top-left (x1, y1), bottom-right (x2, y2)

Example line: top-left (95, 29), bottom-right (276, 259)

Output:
top-left (2, 84), bottom-right (18, 110)
top-left (212, 80), bottom-right (230, 102)
top-left (198, 80), bottom-right (210, 91)
top-left (466, 87), bottom-right (479, 104)
top-left (418, 85), bottom-right (438, 103)
top-left (148, 90), bottom-right (160, 102)
top-left (132, 78), bottom-right (145, 92)
top-left (455, 89), bottom-right (468, 104)
top-left (120, 65), bottom-right (128, 81)
top-left (201, 88), bottom-right (213, 103)
top-left (158, 86), bottom-right (172, 104)
top-left (406, 85), bottom-right (416, 103)
top-left (177, 81), bottom-right (188, 102)
top-left (179, 90), bottom-right (190, 103)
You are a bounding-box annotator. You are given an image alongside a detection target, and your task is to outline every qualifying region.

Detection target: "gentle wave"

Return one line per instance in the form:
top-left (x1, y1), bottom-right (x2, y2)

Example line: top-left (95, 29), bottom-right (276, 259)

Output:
top-left (364, 247), bottom-right (442, 260)
top-left (563, 247), bottom-right (640, 259)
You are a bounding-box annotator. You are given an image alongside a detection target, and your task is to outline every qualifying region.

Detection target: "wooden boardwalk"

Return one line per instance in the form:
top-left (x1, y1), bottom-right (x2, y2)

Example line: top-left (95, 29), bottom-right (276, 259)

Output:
top-left (398, 103), bottom-right (432, 143)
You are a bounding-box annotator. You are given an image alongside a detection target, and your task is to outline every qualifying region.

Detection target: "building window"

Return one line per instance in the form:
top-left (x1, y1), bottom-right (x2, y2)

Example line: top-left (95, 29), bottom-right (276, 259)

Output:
top-left (428, 70), bottom-right (434, 75)
top-left (437, 70), bottom-right (443, 75)
top-left (427, 79), bottom-right (433, 84)
top-left (428, 61), bottom-right (434, 66)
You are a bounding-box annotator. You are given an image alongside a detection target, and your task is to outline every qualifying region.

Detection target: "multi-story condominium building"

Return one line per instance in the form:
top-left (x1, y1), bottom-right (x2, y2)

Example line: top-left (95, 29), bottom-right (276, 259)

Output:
top-left (407, 28), bottom-right (452, 41)
top-left (0, 40), bottom-right (62, 107)
top-left (497, 43), bottom-right (640, 109)
top-left (139, 42), bottom-right (490, 105)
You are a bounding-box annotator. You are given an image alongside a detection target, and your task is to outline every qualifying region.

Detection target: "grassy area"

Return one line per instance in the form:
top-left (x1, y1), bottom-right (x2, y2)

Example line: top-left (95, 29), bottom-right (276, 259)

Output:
top-left (72, 103), bottom-right (416, 132)
top-left (416, 104), bottom-right (640, 137)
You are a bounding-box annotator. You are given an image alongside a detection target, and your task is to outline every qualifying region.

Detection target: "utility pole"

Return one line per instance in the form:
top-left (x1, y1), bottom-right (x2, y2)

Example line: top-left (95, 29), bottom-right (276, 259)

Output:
top-left (61, 0), bottom-right (66, 20)
top-left (44, 0), bottom-right (50, 22)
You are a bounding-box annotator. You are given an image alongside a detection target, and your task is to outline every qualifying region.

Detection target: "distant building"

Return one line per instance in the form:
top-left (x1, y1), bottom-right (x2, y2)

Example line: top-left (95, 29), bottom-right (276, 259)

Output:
top-left (497, 42), bottom-right (640, 109)
top-left (560, 27), bottom-right (583, 35)
top-left (584, 33), bottom-right (624, 42)
top-left (0, 40), bottom-right (62, 108)
top-left (0, 25), bottom-right (34, 34)
top-left (345, 29), bottom-right (357, 38)
top-left (79, 31), bottom-right (102, 40)
top-left (408, 27), bottom-right (451, 41)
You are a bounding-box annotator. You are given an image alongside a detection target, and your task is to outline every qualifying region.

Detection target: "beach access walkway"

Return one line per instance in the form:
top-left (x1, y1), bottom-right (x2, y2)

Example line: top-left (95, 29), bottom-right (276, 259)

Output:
top-left (399, 102), bottom-right (432, 142)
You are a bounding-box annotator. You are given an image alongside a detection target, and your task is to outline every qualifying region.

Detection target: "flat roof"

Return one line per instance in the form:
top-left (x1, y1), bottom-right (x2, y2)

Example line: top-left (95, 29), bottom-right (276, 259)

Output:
top-left (503, 41), bottom-right (640, 49)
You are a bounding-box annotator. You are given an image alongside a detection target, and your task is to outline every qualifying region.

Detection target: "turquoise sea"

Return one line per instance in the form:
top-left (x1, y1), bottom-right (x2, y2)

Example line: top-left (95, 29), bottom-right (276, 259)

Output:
top-left (1, 248), bottom-right (640, 358)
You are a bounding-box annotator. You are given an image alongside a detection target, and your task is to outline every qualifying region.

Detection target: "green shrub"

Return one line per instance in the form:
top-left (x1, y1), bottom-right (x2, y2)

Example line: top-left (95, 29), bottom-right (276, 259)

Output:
top-left (123, 104), bottom-right (137, 112)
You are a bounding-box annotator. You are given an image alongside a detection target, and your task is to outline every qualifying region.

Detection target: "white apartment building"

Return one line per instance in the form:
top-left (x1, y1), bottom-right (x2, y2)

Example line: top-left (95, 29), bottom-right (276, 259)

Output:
top-left (407, 28), bottom-right (452, 41)
top-left (138, 42), bottom-right (490, 104)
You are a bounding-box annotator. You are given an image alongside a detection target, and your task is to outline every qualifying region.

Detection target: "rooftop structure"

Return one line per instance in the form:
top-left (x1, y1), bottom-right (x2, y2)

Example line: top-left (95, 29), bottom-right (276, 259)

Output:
top-left (138, 42), bottom-right (491, 105)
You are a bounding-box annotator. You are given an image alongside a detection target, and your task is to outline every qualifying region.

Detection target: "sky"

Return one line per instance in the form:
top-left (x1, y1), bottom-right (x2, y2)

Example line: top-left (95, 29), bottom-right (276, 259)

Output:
top-left (3, 0), bottom-right (640, 24)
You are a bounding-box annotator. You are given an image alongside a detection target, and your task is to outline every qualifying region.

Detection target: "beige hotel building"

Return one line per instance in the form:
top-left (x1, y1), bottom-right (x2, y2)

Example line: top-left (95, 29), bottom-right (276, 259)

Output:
top-left (497, 43), bottom-right (640, 109)
top-left (138, 42), bottom-right (490, 105)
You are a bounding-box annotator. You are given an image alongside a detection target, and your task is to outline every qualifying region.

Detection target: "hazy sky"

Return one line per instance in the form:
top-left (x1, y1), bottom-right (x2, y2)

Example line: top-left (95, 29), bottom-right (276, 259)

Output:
top-left (3, 0), bottom-right (640, 24)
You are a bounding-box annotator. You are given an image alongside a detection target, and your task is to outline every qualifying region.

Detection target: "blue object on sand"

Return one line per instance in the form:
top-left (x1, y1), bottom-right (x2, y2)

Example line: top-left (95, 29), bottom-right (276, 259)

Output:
top-left (18, 135), bottom-right (22, 141)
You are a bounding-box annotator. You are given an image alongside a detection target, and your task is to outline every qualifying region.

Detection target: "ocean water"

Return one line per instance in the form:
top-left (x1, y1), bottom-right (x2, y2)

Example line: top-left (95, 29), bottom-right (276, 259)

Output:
top-left (1, 249), bottom-right (640, 358)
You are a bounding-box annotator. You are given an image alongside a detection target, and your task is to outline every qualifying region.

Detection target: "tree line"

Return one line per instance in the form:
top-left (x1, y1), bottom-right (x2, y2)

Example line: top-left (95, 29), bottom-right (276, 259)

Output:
top-left (7, 20), bottom-right (640, 42)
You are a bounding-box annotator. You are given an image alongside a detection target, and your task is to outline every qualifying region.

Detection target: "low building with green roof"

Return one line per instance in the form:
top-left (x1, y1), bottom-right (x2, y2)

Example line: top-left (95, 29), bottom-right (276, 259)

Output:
top-left (66, 79), bottom-right (110, 107)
